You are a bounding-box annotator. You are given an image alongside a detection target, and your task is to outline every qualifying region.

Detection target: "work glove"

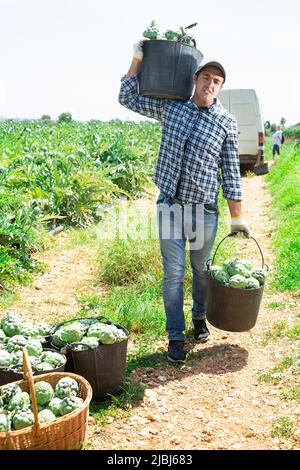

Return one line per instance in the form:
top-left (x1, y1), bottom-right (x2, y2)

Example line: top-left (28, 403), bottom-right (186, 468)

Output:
top-left (230, 217), bottom-right (250, 238)
top-left (133, 39), bottom-right (145, 61)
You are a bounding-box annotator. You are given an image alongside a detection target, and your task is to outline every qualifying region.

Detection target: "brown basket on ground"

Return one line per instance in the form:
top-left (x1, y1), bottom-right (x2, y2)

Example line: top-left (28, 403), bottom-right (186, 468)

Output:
top-left (0, 349), bottom-right (93, 450)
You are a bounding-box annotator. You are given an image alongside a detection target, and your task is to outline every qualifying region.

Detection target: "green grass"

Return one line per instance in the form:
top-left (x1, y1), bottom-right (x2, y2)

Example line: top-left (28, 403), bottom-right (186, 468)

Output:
top-left (0, 290), bottom-right (18, 310)
top-left (280, 387), bottom-right (300, 401)
top-left (271, 417), bottom-right (294, 439)
top-left (286, 322), bottom-right (300, 339)
top-left (261, 320), bottom-right (287, 345)
top-left (267, 301), bottom-right (284, 309)
top-left (258, 370), bottom-right (283, 383)
top-left (77, 293), bottom-right (103, 315)
top-left (266, 142), bottom-right (300, 292)
top-left (99, 236), bottom-right (162, 286)
top-left (63, 225), bottom-right (100, 249)
top-left (264, 139), bottom-right (273, 161)
top-left (89, 380), bottom-right (145, 426)
top-left (258, 355), bottom-right (293, 383)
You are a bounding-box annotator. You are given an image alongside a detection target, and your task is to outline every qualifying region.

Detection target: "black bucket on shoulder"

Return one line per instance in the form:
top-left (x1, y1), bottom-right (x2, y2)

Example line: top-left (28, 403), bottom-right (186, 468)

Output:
top-left (206, 234), bottom-right (268, 332)
top-left (139, 39), bottom-right (203, 101)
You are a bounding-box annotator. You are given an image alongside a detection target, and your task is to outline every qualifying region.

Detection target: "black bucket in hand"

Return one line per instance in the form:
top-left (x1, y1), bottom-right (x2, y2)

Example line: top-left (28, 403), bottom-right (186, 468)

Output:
top-left (139, 39), bottom-right (203, 100)
top-left (206, 235), bottom-right (268, 332)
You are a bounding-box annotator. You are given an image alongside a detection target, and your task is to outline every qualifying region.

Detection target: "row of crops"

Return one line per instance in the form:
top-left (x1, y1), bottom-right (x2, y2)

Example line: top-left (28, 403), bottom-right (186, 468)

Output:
top-left (0, 120), bottom-right (162, 289)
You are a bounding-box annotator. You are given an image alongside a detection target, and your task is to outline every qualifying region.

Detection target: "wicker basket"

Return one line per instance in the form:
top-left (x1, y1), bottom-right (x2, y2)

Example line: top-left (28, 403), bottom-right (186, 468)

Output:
top-left (0, 349), bottom-right (93, 450)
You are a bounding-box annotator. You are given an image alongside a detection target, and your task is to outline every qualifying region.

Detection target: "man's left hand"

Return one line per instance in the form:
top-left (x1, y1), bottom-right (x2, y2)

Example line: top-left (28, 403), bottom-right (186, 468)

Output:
top-left (230, 217), bottom-right (250, 238)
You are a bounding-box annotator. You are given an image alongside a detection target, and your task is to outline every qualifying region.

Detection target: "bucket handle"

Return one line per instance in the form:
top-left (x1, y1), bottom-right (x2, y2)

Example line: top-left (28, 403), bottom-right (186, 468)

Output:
top-left (178, 23), bottom-right (198, 48)
top-left (185, 23), bottom-right (198, 30)
top-left (67, 342), bottom-right (95, 351)
top-left (179, 35), bottom-right (196, 48)
top-left (207, 233), bottom-right (269, 271)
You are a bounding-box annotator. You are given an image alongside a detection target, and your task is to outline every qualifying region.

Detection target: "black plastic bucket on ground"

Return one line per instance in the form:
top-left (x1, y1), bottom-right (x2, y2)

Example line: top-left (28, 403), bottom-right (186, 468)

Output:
top-left (139, 40), bottom-right (203, 100)
top-left (49, 316), bottom-right (108, 373)
top-left (69, 325), bottom-right (129, 402)
top-left (206, 234), bottom-right (268, 332)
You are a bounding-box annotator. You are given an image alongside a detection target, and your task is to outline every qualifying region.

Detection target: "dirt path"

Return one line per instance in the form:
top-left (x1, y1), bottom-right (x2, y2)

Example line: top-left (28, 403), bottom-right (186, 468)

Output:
top-left (1, 176), bottom-right (299, 449)
top-left (89, 175), bottom-right (299, 450)
top-left (0, 233), bottom-right (103, 324)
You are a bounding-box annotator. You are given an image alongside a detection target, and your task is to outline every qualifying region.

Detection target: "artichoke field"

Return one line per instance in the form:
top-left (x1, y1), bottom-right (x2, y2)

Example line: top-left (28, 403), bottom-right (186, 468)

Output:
top-left (0, 119), bottom-right (161, 288)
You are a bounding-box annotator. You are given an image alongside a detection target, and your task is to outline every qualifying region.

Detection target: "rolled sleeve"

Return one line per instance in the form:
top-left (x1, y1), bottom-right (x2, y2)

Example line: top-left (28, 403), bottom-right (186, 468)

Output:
top-left (221, 119), bottom-right (243, 201)
top-left (118, 74), bottom-right (165, 122)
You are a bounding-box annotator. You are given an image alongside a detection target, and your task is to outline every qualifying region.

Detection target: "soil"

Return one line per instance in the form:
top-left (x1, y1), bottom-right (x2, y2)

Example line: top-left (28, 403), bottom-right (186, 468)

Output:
top-left (1, 174), bottom-right (300, 450)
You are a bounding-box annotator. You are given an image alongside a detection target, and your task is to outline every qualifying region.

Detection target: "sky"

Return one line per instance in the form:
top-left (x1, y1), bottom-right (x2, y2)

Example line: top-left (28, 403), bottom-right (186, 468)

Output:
top-left (0, 0), bottom-right (299, 126)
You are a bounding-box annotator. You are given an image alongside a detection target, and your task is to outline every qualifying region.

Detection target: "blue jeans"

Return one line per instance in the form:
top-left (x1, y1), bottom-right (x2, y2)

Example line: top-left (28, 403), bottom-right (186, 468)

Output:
top-left (157, 193), bottom-right (218, 341)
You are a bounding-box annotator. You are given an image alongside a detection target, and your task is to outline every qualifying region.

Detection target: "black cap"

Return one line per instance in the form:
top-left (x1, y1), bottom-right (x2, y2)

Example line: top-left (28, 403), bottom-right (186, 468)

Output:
top-left (195, 60), bottom-right (226, 83)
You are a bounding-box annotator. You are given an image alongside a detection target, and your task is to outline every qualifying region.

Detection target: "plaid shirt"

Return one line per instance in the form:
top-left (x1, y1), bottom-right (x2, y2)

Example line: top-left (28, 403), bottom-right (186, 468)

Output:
top-left (119, 74), bottom-right (242, 204)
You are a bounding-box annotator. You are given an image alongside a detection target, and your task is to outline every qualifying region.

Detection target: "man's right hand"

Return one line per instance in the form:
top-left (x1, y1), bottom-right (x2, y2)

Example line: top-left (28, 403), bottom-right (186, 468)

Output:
top-left (133, 40), bottom-right (144, 61)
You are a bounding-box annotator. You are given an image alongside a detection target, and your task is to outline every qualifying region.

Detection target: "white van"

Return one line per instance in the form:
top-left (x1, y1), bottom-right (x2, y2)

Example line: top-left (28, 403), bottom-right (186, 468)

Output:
top-left (218, 89), bottom-right (265, 171)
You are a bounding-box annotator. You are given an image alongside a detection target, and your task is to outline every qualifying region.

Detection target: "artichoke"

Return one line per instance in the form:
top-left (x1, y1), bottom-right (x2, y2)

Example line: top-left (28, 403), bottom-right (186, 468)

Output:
top-left (39, 351), bottom-right (65, 368)
top-left (0, 383), bottom-right (22, 405)
top-left (0, 349), bottom-right (13, 368)
top-left (51, 330), bottom-right (65, 348)
top-left (59, 322), bottom-right (85, 344)
top-left (6, 335), bottom-right (28, 353)
top-left (1, 311), bottom-right (21, 326)
top-left (48, 397), bottom-right (63, 417)
top-left (87, 322), bottom-right (127, 344)
top-left (8, 392), bottom-right (31, 411)
top-left (250, 268), bottom-right (267, 286)
top-left (11, 350), bottom-right (23, 365)
top-left (55, 377), bottom-right (79, 399)
top-left (2, 319), bottom-right (23, 338)
top-left (35, 322), bottom-right (52, 337)
top-left (25, 339), bottom-right (43, 357)
top-left (35, 362), bottom-right (54, 371)
top-left (13, 407), bottom-right (34, 430)
top-left (246, 277), bottom-right (260, 289)
top-left (227, 260), bottom-right (251, 278)
top-left (78, 336), bottom-right (99, 349)
top-left (59, 396), bottom-right (84, 416)
top-left (229, 274), bottom-right (249, 289)
top-left (38, 409), bottom-right (56, 423)
top-left (34, 381), bottom-right (54, 406)
top-left (211, 268), bottom-right (230, 285)
top-left (0, 329), bottom-right (7, 342)
top-left (164, 30), bottom-right (179, 41)
top-left (0, 413), bottom-right (11, 432)
top-left (143, 20), bottom-right (159, 40)
top-left (19, 322), bottom-right (39, 338)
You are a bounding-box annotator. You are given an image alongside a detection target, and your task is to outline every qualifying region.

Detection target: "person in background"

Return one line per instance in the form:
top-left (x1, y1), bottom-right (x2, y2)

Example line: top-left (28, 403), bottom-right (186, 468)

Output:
top-left (118, 41), bottom-right (250, 363)
top-left (272, 125), bottom-right (283, 157)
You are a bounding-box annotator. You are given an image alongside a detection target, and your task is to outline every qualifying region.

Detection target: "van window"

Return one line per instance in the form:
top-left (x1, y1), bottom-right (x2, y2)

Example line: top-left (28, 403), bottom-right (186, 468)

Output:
top-left (231, 104), bottom-right (256, 125)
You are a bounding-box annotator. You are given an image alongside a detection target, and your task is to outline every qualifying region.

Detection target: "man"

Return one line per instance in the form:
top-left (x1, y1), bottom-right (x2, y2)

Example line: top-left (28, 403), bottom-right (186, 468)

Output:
top-left (119, 41), bottom-right (250, 363)
top-left (272, 126), bottom-right (283, 157)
